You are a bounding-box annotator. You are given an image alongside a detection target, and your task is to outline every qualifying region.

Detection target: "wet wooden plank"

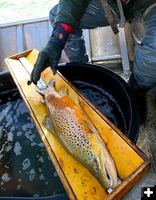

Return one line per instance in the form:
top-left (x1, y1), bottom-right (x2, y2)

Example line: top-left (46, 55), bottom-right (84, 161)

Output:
top-left (5, 49), bottom-right (150, 200)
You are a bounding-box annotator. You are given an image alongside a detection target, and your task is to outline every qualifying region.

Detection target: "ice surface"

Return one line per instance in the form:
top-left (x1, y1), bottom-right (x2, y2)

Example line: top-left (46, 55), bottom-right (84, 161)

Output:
top-left (5, 145), bottom-right (12, 152)
top-left (1, 173), bottom-right (11, 182)
top-left (22, 158), bottom-right (31, 170)
top-left (5, 112), bottom-right (13, 127)
top-left (29, 169), bottom-right (36, 181)
top-left (17, 131), bottom-right (22, 137)
top-left (13, 142), bottom-right (22, 156)
top-left (39, 156), bottom-right (44, 163)
top-left (7, 132), bottom-right (13, 142)
top-left (53, 171), bottom-right (58, 177)
top-left (16, 101), bottom-right (28, 117)
top-left (0, 105), bottom-right (11, 122)
top-left (39, 174), bottom-right (45, 181)
top-left (16, 184), bottom-right (21, 190)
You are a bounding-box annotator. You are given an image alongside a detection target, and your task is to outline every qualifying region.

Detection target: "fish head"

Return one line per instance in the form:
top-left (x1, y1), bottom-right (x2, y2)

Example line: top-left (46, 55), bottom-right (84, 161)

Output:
top-left (89, 139), bottom-right (118, 190)
top-left (36, 79), bottom-right (60, 99)
top-left (90, 150), bottom-right (111, 189)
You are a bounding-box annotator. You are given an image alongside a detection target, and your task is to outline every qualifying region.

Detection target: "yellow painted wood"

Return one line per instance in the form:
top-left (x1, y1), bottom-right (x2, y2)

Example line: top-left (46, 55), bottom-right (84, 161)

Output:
top-left (26, 48), bottom-right (39, 66)
top-left (5, 49), bottom-right (150, 200)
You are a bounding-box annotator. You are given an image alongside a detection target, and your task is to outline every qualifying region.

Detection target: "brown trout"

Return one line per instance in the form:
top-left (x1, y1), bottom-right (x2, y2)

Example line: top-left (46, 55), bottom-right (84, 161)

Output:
top-left (37, 79), bottom-right (118, 189)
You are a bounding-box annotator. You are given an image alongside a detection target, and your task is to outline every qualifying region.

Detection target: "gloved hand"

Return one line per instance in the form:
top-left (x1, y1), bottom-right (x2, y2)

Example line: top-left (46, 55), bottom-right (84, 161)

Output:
top-left (30, 42), bottom-right (62, 84)
top-left (29, 23), bottom-right (73, 85)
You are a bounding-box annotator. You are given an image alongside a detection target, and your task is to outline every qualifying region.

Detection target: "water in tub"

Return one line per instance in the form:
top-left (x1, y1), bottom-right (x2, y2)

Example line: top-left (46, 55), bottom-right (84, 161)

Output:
top-left (0, 89), bottom-right (66, 197)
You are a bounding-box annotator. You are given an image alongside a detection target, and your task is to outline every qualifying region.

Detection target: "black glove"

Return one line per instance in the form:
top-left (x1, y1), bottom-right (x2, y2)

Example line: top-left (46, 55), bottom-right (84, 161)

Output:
top-left (30, 42), bottom-right (62, 84)
top-left (29, 23), bottom-right (73, 85)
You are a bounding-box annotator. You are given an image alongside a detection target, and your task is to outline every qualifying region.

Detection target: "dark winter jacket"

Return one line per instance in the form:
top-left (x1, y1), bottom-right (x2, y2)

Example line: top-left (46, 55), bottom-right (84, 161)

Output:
top-left (55, 0), bottom-right (155, 27)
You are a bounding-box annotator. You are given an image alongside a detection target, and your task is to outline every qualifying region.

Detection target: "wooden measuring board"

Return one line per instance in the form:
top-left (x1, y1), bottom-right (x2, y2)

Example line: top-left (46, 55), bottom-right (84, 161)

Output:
top-left (5, 49), bottom-right (150, 200)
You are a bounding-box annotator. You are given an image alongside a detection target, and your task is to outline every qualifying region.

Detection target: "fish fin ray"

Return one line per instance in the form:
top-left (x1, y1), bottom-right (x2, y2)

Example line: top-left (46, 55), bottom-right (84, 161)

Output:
top-left (43, 116), bottom-right (54, 132)
top-left (41, 98), bottom-right (46, 104)
top-left (47, 79), bottom-right (55, 88)
top-left (78, 98), bottom-right (99, 134)
top-left (59, 87), bottom-right (69, 96)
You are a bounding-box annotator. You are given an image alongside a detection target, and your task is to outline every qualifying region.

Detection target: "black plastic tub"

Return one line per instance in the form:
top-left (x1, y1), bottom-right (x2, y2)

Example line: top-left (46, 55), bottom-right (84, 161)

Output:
top-left (58, 63), bottom-right (140, 143)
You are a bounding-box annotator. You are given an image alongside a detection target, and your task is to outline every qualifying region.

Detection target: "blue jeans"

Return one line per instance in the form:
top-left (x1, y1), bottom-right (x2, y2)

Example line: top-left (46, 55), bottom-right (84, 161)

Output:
top-left (50, 2), bottom-right (156, 90)
top-left (133, 5), bottom-right (156, 90)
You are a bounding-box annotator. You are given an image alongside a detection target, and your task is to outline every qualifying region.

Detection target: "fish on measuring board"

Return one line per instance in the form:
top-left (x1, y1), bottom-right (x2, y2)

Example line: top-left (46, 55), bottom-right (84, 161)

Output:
top-left (36, 79), bottom-right (118, 190)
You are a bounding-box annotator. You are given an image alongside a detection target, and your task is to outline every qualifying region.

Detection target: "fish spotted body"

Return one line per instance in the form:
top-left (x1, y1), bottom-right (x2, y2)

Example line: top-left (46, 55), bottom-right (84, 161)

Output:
top-left (37, 80), bottom-right (118, 189)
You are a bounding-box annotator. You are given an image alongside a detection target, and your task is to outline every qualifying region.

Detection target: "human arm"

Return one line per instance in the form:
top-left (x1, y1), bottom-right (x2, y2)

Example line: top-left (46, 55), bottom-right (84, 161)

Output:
top-left (29, 0), bottom-right (90, 85)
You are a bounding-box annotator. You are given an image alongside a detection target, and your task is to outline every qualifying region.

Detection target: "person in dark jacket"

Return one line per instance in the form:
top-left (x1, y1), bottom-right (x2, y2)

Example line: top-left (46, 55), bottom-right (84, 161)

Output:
top-left (30, 0), bottom-right (156, 94)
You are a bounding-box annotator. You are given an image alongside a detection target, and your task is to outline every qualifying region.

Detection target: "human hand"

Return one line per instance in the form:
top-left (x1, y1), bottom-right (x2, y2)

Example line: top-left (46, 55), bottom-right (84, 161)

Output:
top-left (28, 23), bottom-right (73, 85)
top-left (29, 42), bottom-right (62, 85)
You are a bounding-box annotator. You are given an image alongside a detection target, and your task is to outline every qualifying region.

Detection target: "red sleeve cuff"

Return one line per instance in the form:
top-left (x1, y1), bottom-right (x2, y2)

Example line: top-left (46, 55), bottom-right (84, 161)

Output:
top-left (61, 23), bottom-right (74, 34)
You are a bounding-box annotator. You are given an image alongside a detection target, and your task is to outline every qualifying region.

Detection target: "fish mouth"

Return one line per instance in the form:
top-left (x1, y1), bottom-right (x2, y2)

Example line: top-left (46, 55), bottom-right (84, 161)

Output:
top-left (104, 160), bottom-right (113, 188)
top-left (99, 149), bottom-right (116, 189)
top-left (99, 149), bottom-right (118, 190)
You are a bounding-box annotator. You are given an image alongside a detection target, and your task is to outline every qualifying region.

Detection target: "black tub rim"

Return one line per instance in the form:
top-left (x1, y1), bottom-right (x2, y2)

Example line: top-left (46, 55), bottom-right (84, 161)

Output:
top-left (58, 62), bottom-right (140, 143)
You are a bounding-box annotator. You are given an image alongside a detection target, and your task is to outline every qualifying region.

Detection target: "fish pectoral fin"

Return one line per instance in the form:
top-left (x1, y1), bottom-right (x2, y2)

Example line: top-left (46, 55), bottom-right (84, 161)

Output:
top-left (47, 79), bottom-right (56, 89)
top-left (41, 98), bottom-right (46, 104)
top-left (88, 122), bottom-right (99, 135)
top-left (58, 87), bottom-right (69, 96)
top-left (42, 116), bottom-right (54, 132)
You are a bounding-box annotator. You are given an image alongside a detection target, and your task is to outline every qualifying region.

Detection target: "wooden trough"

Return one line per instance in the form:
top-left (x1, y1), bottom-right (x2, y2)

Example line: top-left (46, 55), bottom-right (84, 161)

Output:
top-left (5, 49), bottom-right (150, 200)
